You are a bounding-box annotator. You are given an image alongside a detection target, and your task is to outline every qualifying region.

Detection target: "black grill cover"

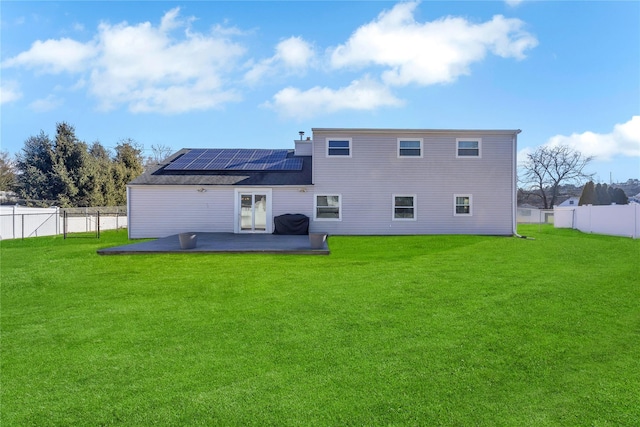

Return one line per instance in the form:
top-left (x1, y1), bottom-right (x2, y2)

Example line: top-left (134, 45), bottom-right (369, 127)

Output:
top-left (273, 214), bottom-right (309, 235)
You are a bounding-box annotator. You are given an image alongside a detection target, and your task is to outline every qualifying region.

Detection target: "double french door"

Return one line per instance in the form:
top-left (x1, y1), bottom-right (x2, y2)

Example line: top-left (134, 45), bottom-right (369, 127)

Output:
top-left (236, 190), bottom-right (272, 233)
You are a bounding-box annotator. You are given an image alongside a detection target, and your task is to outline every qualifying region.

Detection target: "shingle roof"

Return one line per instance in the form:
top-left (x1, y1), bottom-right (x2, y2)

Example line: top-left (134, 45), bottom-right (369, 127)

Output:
top-left (129, 149), bottom-right (312, 186)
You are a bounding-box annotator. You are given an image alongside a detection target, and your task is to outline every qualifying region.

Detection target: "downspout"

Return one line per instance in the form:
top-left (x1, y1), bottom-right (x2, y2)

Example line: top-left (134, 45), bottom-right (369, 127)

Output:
top-left (512, 130), bottom-right (533, 239)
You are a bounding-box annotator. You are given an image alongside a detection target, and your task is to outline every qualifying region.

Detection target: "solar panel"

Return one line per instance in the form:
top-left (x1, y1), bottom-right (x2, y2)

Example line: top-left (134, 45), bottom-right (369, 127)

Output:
top-left (165, 149), bottom-right (303, 171)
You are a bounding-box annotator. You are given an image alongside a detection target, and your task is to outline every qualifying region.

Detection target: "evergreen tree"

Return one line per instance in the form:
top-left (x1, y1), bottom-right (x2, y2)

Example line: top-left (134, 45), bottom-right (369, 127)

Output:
top-left (578, 181), bottom-right (597, 205)
top-left (16, 131), bottom-right (56, 205)
top-left (112, 139), bottom-right (144, 205)
top-left (15, 124), bottom-right (145, 207)
top-left (87, 141), bottom-right (117, 206)
top-left (48, 122), bottom-right (100, 207)
top-left (597, 183), bottom-right (612, 205)
top-left (611, 188), bottom-right (629, 205)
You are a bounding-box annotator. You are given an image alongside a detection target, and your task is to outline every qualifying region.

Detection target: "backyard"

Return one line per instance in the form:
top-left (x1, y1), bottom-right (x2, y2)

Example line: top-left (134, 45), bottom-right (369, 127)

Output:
top-left (1, 226), bottom-right (638, 426)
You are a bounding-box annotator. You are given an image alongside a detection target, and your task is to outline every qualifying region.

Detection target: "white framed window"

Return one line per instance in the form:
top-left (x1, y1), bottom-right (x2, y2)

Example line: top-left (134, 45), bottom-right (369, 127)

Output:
top-left (393, 195), bottom-right (417, 220)
top-left (454, 194), bottom-right (472, 216)
top-left (315, 194), bottom-right (342, 220)
top-left (397, 139), bottom-right (423, 158)
top-left (456, 138), bottom-right (481, 158)
top-left (326, 138), bottom-right (352, 157)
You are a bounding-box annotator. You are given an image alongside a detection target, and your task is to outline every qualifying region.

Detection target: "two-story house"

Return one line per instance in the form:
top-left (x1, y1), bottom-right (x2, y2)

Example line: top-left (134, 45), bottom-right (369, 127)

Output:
top-left (127, 128), bottom-right (520, 238)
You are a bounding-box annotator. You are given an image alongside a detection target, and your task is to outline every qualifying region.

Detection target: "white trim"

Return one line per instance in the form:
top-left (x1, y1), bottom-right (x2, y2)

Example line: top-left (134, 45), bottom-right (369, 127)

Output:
top-left (234, 188), bottom-right (273, 233)
top-left (454, 194), bottom-right (473, 216)
top-left (456, 138), bottom-right (482, 158)
top-left (326, 138), bottom-right (352, 158)
top-left (314, 193), bottom-right (342, 221)
top-left (392, 194), bottom-right (417, 221)
top-left (313, 128), bottom-right (521, 136)
top-left (397, 138), bottom-right (423, 158)
top-left (126, 186), bottom-right (132, 240)
top-left (512, 133), bottom-right (518, 236)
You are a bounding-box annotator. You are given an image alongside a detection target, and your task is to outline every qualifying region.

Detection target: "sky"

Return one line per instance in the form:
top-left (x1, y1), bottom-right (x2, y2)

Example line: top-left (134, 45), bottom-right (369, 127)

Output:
top-left (1, 0), bottom-right (639, 182)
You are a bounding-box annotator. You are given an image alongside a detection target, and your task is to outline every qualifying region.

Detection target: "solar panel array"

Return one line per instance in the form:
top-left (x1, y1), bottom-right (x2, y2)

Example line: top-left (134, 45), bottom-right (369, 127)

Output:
top-left (164, 149), bottom-right (303, 171)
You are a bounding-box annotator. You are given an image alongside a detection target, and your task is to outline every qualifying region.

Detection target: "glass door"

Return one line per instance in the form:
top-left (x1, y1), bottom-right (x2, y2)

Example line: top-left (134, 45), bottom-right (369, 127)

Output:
top-left (239, 192), bottom-right (268, 232)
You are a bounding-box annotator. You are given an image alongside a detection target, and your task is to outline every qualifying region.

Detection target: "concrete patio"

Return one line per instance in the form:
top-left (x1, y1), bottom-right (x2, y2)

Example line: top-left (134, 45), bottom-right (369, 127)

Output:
top-left (97, 232), bottom-right (330, 255)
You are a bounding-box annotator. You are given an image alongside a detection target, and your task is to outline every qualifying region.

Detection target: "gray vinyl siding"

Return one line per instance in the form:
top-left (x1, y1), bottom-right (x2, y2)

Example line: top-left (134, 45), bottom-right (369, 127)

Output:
top-left (272, 188), bottom-right (314, 222)
top-left (128, 186), bottom-right (234, 238)
top-left (311, 130), bottom-right (516, 235)
top-left (128, 185), bottom-right (312, 238)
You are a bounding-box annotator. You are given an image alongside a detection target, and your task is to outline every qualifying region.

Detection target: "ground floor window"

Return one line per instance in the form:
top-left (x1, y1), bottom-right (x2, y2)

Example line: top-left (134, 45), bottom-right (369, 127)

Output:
top-left (315, 194), bottom-right (341, 220)
top-left (393, 195), bottom-right (416, 220)
top-left (454, 194), bottom-right (472, 216)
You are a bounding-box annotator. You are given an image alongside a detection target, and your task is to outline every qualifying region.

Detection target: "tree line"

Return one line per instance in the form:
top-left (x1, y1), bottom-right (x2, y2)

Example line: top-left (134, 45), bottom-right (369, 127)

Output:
top-left (578, 181), bottom-right (628, 206)
top-left (1, 122), bottom-right (146, 207)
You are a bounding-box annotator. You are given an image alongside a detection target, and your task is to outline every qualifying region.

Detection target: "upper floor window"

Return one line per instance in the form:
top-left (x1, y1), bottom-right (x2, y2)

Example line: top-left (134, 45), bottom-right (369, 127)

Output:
top-left (454, 194), bottom-right (472, 216)
top-left (327, 139), bottom-right (352, 157)
top-left (456, 138), bottom-right (481, 158)
top-left (398, 139), bottom-right (423, 158)
top-left (393, 195), bottom-right (416, 220)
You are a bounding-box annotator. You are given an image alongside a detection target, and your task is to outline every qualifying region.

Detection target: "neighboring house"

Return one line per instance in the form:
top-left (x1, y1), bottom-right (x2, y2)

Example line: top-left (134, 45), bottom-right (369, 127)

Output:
top-left (558, 197), bottom-right (580, 207)
top-left (516, 205), bottom-right (554, 224)
top-left (127, 128), bottom-right (521, 238)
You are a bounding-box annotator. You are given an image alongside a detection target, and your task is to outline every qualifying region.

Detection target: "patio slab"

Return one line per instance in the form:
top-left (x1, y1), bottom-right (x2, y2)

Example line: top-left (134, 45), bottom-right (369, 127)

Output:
top-left (97, 232), bottom-right (330, 255)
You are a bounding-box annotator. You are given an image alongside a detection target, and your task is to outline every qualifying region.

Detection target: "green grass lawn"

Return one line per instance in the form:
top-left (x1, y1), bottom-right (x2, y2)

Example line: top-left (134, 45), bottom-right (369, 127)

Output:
top-left (1, 226), bottom-right (639, 426)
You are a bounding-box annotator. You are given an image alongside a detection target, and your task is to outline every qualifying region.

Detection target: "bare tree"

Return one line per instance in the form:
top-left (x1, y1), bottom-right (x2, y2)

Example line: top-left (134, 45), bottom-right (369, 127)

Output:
top-left (520, 145), bottom-right (594, 209)
top-left (0, 151), bottom-right (17, 192)
top-left (146, 144), bottom-right (173, 166)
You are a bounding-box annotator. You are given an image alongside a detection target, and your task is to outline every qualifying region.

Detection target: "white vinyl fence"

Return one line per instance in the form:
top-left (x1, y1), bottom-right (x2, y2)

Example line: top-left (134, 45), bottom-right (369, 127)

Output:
top-left (554, 204), bottom-right (640, 239)
top-left (1, 206), bottom-right (127, 240)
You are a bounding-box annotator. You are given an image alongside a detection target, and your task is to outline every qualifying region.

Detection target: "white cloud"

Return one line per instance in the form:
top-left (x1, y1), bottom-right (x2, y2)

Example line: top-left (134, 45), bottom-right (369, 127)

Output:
top-left (89, 10), bottom-right (245, 113)
top-left (330, 1), bottom-right (537, 86)
top-left (159, 7), bottom-right (183, 33)
top-left (212, 22), bottom-right (249, 37)
top-left (244, 36), bottom-right (315, 85)
top-left (544, 116), bottom-right (640, 160)
top-left (505, 0), bottom-right (524, 6)
top-left (29, 95), bottom-right (64, 112)
top-left (2, 37), bottom-right (97, 73)
top-left (264, 76), bottom-right (403, 119)
top-left (3, 8), bottom-right (246, 114)
top-left (276, 37), bottom-right (315, 69)
top-left (0, 81), bottom-right (22, 104)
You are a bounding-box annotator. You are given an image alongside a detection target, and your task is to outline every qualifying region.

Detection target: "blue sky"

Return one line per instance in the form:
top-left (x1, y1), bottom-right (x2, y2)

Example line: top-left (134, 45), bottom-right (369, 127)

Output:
top-left (1, 1), bottom-right (639, 182)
